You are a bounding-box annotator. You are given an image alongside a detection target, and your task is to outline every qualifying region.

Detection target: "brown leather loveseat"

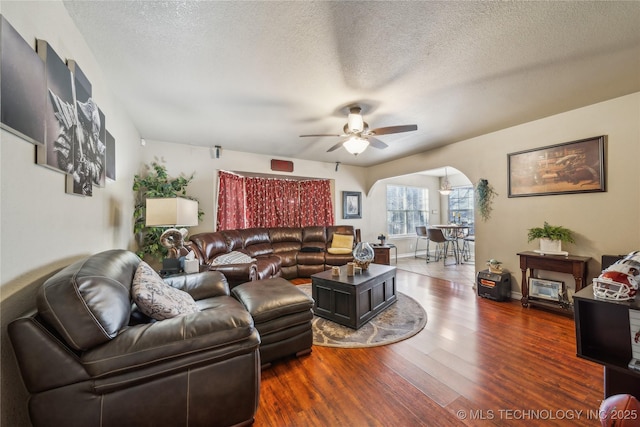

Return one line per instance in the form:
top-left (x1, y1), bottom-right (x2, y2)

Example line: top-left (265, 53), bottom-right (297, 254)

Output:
top-left (189, 225), bottom-right (358, 287)
top-left (9, 249), bottom-right (261, 427)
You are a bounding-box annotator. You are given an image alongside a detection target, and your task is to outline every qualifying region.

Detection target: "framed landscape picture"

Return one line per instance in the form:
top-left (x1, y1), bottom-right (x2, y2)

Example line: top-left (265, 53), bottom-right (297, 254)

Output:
top-left (342, 191), bottom-right (362, 219)
top-left (508, 135), bottom-right (606, 197)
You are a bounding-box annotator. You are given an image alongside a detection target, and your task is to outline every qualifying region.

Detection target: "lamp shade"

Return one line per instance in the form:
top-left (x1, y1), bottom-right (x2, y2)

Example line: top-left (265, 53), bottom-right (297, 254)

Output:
top-left (145, 197), bottom-right (199, 227)
top-left (439, 167), bottom-right (452, 195)
top-left (343, 137), bottom-right (369, 155)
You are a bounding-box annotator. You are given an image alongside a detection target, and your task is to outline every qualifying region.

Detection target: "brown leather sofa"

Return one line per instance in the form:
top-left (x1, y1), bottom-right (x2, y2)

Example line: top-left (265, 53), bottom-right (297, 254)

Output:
top-left (8, 250), bottom-right (261, 427)
top-left (189, 225), bottom-right (358, 287)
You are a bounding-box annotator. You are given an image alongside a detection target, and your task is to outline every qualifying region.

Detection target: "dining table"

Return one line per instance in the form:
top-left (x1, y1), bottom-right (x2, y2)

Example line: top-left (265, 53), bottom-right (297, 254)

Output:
top-left (433, 224), bottom-right (471, 264)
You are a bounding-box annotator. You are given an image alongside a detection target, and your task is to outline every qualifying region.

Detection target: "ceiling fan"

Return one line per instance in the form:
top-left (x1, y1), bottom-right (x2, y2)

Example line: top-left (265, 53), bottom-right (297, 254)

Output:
top-left (300, 106), bottom-right (418, 155)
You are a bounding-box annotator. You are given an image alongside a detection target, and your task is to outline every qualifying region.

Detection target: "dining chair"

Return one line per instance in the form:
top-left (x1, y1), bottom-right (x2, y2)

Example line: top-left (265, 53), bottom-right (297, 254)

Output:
top-left (414, 226), bottom-right (429, 259)
top-left (461, 234), bottom-right (475, 262)
top-left (427, 227), bottom-right (459, 265)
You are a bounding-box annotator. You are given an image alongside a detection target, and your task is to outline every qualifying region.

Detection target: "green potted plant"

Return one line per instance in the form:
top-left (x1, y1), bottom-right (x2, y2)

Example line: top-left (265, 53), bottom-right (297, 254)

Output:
top-left (527, 222), bottom-right (575, 254)
top-left (133, 162), bottom-right (203, 262)
top-left (475, 178), bottom-right (497, 221)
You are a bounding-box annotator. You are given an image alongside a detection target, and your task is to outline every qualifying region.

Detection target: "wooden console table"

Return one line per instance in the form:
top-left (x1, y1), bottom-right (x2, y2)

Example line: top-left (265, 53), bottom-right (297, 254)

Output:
top-left (517, 251), bottom-right (590, 312)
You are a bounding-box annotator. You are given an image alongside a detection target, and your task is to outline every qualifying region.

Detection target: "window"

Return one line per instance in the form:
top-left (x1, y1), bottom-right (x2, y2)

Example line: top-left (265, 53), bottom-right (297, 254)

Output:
top-left (386, 185), bottom-right (429, 236)
top-left (448, 185), bottom-right (474, 234)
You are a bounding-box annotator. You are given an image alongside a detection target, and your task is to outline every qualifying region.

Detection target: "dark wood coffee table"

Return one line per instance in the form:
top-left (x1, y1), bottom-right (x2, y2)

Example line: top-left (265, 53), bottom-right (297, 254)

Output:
top-left (311, 263), bottom-right (397, 329)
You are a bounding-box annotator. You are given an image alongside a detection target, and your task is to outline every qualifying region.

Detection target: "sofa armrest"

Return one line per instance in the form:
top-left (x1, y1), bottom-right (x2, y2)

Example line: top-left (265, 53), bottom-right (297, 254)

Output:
top-left (163, 270), bottom-right (230, 300)
top-left (203, 263), bottom-right (259, 285)
top-left (9, 316), bottom-right (90, 393)
top-left (82, 296), bottom-right (257, 378)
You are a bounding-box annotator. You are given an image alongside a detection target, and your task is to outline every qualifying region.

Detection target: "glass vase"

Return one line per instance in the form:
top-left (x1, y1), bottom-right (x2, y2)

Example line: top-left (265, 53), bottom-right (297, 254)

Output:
top-left (353, 242), bottom-right (375, 270)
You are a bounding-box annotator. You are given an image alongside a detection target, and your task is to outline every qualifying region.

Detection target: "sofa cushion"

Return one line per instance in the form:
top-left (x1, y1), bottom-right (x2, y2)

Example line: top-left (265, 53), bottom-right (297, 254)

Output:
top-left (327, 247), bottom-right (353, 255)
top-left (331, 233), bottom-right (353, 249)
top-left (212, 251), bottom-right (256, 265)
top-left (190, 232), bottom-right (228, 263)
top-left (302, 226), bottom-right (326, 244)
top-left (132, 262), bottom-right (199, 320)
top-left (37, 249), bottom-right (139, 351)
top-left (232, 278), bottom-right (313, 324)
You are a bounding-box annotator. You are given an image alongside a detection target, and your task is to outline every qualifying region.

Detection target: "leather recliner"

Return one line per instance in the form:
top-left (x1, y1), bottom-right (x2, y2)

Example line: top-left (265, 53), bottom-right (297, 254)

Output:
top-left (8, 249), bottom-right (261, 427)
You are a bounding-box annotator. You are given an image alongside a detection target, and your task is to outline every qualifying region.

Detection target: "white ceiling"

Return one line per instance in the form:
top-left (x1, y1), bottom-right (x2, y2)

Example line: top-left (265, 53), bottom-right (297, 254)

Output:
top-left (62, 1), bottom-right (640, 167)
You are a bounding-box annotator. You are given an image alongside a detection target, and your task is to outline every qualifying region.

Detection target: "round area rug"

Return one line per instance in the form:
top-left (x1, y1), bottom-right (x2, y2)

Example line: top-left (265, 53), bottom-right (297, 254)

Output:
top-left (297, 284), bottom-right (427, 348)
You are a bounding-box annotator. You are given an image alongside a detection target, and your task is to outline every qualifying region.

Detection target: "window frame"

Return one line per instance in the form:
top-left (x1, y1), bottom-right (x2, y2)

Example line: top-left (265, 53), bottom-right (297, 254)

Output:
top-left (385, 184), bottom-right (429, 237)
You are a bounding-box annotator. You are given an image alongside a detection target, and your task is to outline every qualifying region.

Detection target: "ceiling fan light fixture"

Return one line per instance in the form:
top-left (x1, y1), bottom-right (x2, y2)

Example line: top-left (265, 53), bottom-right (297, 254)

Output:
top-left (347, 112), bottom-right (364, 133)
top-left (439, 167), bottom-right (452, 195)
top-left (343, 137), bottom-right (369, 155)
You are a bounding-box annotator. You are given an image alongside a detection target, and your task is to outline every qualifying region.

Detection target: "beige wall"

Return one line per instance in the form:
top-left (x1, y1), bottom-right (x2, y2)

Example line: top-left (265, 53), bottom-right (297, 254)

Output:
top-left (0, 2), bottom-right (141, 425)
top-left (369, 92), bottom-right (640, 291)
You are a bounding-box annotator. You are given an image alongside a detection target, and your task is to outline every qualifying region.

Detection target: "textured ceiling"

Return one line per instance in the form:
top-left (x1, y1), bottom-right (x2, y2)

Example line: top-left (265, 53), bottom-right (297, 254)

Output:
top-left (63, 1), bottom-right (640, 167)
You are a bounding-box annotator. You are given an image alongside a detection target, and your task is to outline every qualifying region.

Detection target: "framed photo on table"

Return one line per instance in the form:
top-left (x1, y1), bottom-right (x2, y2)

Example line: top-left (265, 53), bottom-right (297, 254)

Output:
top-left (342, 191), bottom-right (362, 219)
top-left (507, 135), bottom-right (605, 197)
top-left (529, 277), bottom-right (565, 302)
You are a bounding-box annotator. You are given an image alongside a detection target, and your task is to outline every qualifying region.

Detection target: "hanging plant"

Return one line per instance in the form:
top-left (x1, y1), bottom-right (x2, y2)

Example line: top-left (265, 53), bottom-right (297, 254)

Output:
top-left (475, 178), bottom-right (497, 221)
top-left (132, 162), bottom-right (203, 261)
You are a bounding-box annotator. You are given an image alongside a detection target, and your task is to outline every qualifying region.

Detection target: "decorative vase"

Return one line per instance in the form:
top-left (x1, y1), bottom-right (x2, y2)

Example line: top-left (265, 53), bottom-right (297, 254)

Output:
top-left (353, 242), bottom-right (375, 270)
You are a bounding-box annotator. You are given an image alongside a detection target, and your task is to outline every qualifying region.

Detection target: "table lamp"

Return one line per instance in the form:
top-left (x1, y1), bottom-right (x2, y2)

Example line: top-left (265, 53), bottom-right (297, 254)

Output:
top-left (145, 197), bottom-right (199, 274)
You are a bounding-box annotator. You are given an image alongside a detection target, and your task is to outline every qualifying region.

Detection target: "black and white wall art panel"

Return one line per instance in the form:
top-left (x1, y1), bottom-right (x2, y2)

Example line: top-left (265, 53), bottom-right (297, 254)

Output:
top-left (0, 15), bottom-right (46, 144)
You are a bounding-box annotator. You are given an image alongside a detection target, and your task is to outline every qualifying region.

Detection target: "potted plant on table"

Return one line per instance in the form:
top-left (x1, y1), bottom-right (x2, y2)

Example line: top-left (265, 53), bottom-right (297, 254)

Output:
top-left (527, 222), bottom-right (575, 255)
top-left (377, 233), bottom-right (387, 245)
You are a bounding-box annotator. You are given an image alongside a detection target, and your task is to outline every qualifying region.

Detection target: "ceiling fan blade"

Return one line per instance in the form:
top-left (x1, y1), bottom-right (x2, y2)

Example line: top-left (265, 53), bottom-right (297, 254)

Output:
top-left (368, 137), bottom-right (388, 150)
top-left (370, 124), bottom-right (418, 135)
top-left (300, 133), bottom-right (342, 137)
top-left (326, 141), bottom-right (344, 152)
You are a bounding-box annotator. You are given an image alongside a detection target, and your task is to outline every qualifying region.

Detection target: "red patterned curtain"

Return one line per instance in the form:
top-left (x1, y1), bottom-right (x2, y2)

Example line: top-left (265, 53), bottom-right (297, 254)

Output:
top-left (245, 177), bottom-right (300, 227)
top-left (299, 179), bottom-right (334, 226)
top-left (216, 171), bottom-right (246, 230)
top-left (275, 179), bottom-right (300, 227)
top-left (217, 172), bottom-right (334, 228)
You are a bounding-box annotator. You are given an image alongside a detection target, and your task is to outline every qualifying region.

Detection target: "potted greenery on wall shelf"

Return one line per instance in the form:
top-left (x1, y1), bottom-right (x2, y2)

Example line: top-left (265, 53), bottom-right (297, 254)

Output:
top-left (475, 178), bottom-right (497, 221)
top-left (527, 221), bottom-right (575, 255)
top-left (133, 162), bottom-right (203, 262)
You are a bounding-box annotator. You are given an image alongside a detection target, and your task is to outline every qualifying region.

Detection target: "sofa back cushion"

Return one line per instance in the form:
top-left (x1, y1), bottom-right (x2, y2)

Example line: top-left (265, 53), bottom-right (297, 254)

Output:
top-left (190, 232), bottom-right (228, 264)
top-left (221, 230), bottom-right (244, 252)
top-left (240, 228), bottom-right (274, 257)
top-left (269, 227), bottom-right (302, 253)
top-left (301, 226), bottom-right (327, 251)
top-left (37, 249), bottom-right (140, 351)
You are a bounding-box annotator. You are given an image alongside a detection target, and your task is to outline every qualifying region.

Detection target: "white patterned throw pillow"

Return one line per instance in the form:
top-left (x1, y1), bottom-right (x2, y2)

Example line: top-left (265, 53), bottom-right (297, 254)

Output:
top-left (211, 251), bottom-right (256, 265)
top-left (132, 261), bottom-right (199, 320)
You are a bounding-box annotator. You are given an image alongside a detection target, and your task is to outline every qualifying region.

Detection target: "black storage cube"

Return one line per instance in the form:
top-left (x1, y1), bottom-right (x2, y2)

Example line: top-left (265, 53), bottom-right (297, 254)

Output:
top-left (477, 269), bottom-right (512, 301)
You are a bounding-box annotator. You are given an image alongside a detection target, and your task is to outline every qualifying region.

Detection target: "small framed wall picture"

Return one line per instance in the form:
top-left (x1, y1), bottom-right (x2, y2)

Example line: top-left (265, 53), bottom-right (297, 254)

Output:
top-left (342, 191), bottom-right (362, 219)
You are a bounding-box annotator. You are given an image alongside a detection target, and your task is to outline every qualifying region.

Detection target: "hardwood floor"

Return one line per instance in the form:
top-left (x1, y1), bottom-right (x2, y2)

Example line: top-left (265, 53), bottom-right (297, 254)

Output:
top-left (255, 266), bottom-right (605, 426)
